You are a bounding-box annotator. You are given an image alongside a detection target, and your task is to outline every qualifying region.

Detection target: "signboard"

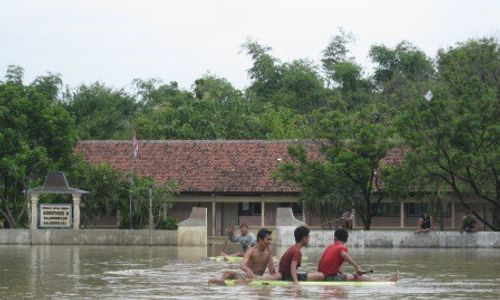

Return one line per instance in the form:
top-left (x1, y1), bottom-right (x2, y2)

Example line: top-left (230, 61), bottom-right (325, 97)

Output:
top-left (39, 204), bottom-right (72, 228)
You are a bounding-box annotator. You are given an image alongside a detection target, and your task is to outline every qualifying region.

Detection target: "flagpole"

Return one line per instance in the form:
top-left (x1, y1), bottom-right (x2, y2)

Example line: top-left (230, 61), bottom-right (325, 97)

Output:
top-left (129, 129), bottom-right (136, 229)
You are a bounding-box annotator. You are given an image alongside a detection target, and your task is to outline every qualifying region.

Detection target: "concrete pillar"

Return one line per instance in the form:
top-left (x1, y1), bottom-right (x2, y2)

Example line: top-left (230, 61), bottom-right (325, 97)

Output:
top-left (275, 207), bottom-right (305, 247)
top-left (451, 202), bottom-right (455, 228)
top-left (261, 200), bottom-right (265, 227)
top-left (352, 208), bottom-right (356, 228)
top-left (177, 207), bottom-right (207, 246)
top-left (72, 194), bottom-right (81, 230)
top-left (400, 202), bottom-right (405, 228)
top-left (276, 207), bottom-right (304, 226)
top-left (212, 200), bottom-right (216, 236)
top-left (30, 194), bottom-right (39, 230)
top-left (302, 203), bottom-right (306, 224)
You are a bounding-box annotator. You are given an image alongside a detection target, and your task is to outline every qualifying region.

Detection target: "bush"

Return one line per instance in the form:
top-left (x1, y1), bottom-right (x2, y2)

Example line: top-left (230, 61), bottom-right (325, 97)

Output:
top-left (157, 217), bottom-right (178, 230)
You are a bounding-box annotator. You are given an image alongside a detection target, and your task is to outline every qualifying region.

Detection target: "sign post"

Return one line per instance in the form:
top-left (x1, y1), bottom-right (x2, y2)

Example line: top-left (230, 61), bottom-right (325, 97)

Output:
top-left (39, 204), bottom-right (73, 228)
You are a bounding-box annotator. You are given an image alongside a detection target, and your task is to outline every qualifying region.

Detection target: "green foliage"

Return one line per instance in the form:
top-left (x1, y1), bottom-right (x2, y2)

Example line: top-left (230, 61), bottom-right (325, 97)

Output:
top-left (67, 157), bottom-right (129, 225)
top-left (395, 38), bottom-right (500, 230)
top-left (127, 177), bottom-right (178, 229)
top-left (369, 41), bottom-right (435, 112)
top-left (322, 30), bottom-right (372, 93)
top-left (321, 29), bottom-right (354, 72)
top-left (1, 35), bottom-right (498, 231)
top-left (274, 105), bottom-right (400, 230)
top-left (0, 67), bottom-right (75, 228)
top-left (259, 104), bottom-right (312, 139)
top-left (135, 75), bottom-right (263, 139)
top-left (243, 40), bottom-right (327, 114)
top-left (65, 82), bottom-right (139, 139)
top-left (157, 216), bottom-right (178, 230)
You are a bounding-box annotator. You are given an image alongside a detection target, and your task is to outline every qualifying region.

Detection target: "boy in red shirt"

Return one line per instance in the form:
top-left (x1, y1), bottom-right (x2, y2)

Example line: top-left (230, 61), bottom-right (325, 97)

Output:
top-left (319, 228), bottom-right (399, 281)
top-left (318, 228), bottom-right (365, 281)
top-left (278, 226), bottom-right (324, 286)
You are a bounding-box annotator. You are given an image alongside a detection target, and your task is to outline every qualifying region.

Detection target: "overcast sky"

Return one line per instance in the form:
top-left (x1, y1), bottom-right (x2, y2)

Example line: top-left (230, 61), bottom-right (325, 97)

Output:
top-left (1, 0), bottom-right (499, 91)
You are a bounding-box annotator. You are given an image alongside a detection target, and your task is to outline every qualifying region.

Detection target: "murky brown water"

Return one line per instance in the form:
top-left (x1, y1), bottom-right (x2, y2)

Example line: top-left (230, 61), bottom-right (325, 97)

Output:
top-left (0, 244), bottom-right (499, 299)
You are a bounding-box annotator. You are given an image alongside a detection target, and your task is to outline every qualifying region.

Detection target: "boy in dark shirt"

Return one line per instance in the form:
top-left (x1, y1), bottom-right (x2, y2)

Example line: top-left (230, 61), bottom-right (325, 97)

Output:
top-left (278, 226), bottom-right (324, 286)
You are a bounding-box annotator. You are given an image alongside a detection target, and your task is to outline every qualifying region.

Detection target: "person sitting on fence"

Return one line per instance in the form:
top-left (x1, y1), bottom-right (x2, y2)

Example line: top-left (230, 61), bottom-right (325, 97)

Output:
top-left (340, 209), bottom-right (354, 230)
top-left (416, 211), bottom-right (432, 233)
top-left (461, 210), bottom-right (477, 233)
top-left (222, 224), bottom-right (257, 257)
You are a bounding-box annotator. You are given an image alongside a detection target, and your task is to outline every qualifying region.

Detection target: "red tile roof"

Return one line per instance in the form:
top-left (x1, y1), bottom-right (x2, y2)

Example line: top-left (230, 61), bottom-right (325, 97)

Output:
top-left (380, 147), bottom-right (406, 167)
top-left (75, 140), bottom-right (324, 193)
top-left (75, 140), bottom-right (405, 193)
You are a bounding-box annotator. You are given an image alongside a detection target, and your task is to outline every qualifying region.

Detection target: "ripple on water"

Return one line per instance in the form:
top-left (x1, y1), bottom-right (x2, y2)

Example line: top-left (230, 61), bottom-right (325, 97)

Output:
top-left (1, 246), bottom-right (500, 299)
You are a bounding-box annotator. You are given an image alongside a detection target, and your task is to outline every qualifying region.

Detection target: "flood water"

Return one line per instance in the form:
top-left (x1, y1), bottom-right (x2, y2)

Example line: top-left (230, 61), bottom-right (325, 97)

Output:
top-left (0, 244), bottom-right (499, 299)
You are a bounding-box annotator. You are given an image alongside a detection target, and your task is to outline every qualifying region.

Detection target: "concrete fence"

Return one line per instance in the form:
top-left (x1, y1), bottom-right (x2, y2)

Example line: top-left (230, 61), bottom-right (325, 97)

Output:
top-left (275, 208), bottom-right (500, 248)
top-left (3, 207), bottom-right (498, 248)
top-left (276, 226), bottom-right (500, 248)
top-left (0, 207), bottom-right (207, 246)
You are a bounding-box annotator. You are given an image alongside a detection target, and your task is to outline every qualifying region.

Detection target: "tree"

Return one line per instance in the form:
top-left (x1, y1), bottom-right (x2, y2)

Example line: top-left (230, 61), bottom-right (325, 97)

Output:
top-left (369, 41), bottom-right (435, 112)
top-left (0, 66), bottom-right (76, 228)
top-left (67, 157), bottom-right (129, 227)
top-left (133, 78), bottom-right (193, 110)
top-left (128, 175), bottom-right (178, 229)
top-left (242, 40), bottom-right (282, 100)
top-left (320, 30), bottom-right (375, 113)
top-left (243, 40), bottom-right (327, 114)
top-left (259, 104), bottom-right (312, 139)
top-left (65, 82), bottom-right (138, 139)
top-left (275, 106), bottom-right (399, 230)
top-left (136, 74), bottom-right (264, 140)
top-left (192, 74), bottom-right (263, 139)
top-left (395, 38), bottom-right (500, 230)
top-left (322, 30), bottom-right (367, 90)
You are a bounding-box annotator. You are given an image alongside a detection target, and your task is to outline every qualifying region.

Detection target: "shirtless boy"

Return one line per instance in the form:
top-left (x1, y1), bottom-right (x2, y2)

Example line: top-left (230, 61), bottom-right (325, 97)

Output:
top-left (209, 228), bottom-right (279, 285)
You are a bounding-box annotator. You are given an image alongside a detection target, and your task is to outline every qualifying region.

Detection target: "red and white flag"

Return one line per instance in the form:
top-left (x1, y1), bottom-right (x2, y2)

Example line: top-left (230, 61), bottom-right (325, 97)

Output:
top-left (132, 128), bottom-right (139, 158)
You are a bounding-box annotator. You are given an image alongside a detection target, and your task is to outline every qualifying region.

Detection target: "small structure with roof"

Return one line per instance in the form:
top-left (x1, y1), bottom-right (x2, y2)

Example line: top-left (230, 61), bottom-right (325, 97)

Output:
top-left (27, 171), bottom-right (88, 230)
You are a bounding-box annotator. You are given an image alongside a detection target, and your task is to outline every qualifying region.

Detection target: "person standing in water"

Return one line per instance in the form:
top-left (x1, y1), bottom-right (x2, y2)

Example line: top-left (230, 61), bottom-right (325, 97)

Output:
top-left (221, 224), bottom-right (257, 257)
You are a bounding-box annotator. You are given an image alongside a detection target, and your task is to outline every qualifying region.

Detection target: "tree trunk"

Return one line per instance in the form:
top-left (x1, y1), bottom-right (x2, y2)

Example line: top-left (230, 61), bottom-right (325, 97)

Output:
top-left (363, 214), bottom-right (371, 230)
top-left (3, 177), bottom-right (17, 228)
top-left (362, 196), bottom-right (372, 230)
top-left (438, 200), bottom-right (445, 231)
top-left (451, 185), bottom-right (498, 231)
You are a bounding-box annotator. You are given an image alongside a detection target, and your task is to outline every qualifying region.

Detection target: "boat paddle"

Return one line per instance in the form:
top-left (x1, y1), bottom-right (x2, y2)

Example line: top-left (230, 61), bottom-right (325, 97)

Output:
top-left (357, 269), bottom-right (374, 276)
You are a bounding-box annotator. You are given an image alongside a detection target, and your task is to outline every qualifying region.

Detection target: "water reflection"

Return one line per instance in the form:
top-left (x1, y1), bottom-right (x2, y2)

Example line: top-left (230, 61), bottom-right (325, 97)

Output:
top-left (0, 245), bottom-right (499, 299)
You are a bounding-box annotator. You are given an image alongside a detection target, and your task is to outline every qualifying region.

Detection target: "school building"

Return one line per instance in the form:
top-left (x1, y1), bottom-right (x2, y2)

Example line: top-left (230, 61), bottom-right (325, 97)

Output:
top-left (75, 140), bottom-right (496, 235)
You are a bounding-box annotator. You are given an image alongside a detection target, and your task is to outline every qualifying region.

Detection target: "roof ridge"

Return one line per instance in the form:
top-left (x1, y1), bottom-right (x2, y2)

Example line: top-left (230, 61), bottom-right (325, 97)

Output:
top-left (77, 139), bottom-right (317, 144)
